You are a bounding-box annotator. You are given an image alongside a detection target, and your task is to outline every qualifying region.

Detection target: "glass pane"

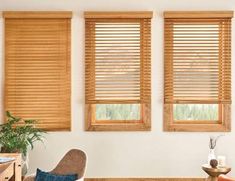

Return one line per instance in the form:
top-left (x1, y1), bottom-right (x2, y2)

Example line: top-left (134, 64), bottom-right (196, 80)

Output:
top-left (96, 104), bottom-right (140, 120)
top-left (173, 104), bottom-right (218, 121)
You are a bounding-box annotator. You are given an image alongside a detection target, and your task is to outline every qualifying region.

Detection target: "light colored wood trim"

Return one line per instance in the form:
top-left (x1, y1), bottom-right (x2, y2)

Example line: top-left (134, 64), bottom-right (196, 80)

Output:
top-left (3, 11), bottom-right (72, 18)
top-left (163, 104), bottom-right (173, 131)
top-left (85, 178), bottom-right (205, 181)
top-left (221, 104), bottom-right (231, 131)
top-left (142, 103), bottom-right (151, 130)
top-left (84, 11), bottom-right (153, 19)
top-left (85, 104), bottom-right (151, 131)
top-left (164, 11), bottom-right (233, 18)
top-left (86, 122), bottom-right (151, 131)
top-left (0, 153), bottom-right (21, 181)
top-left (164, 104), bottom-right (231, 132)
top-left (85, 104), bottom-right (95, 131)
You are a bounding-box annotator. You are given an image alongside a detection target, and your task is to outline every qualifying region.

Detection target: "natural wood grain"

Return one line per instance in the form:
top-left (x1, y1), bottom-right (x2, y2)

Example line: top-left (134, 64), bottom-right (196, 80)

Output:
top-left (4, 12), bottom-right (72, 131)
top-left (84, 11), bottom-right (153, 19)
top-left (0, 153), bottom-right (21, 181)
top-left (3, 11), bottom-right (72, 18)
top-left (0, 162), bottom-right (14, 181)
top-left (85, 178), bottom-right (206, 181)
top-left (85, 12), bottom-right (152, 131)
top-left (163, 11), bottom-right (232, 132)
top-left (222, 104), bottom-right (231, 131)
top-left (164, 103), bottom-right (231, 132)
top-left (85, 104), bottom-right (151, 131)
top-left (164, 11), bottom-right (233, 18)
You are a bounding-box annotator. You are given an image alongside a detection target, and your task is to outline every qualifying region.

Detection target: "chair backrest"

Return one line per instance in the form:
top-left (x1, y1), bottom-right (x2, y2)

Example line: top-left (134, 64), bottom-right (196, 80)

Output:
top-left (50, 149), bottom-right (87, 179)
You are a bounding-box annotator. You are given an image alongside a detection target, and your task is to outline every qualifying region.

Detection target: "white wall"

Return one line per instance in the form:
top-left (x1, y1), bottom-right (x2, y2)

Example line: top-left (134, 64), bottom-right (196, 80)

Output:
top-left (0, 0), bottom-right (235, 178)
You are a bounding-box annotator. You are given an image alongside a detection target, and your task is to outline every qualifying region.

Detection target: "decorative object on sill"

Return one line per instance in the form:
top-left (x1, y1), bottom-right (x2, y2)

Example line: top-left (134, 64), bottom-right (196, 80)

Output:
top-left (210, 159), bottom-right (218, 168)
top-left (208, 135), bottom-right (224, 164)
top-left (218, 156), bottom-right (226, 167)
top-left (208, 149), bottom-right (216, 165)
top-left (0, 111), bottom-right (46, 176)
top-left (202, 164), bottom-right (231, 181)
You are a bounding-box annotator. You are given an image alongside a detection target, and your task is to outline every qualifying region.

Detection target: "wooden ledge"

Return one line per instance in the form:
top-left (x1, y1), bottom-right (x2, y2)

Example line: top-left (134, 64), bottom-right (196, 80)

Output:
top-left (164, 11), bottom-right (234, 18)
top-left (84, 11), bottom-right (153, 19)
top-left (3, 11), bottom-right (72, 18)
top-left (85, 178), bottom-right (206, 181)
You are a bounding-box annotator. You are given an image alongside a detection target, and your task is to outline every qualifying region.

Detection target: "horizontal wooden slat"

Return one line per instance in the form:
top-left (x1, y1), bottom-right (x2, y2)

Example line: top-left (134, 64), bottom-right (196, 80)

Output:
top-left (86, 17), bottom-right (151, 105)
top-left (164, 14), bottom-right (232, 105)
top-left (4, 13), bottom-right (71, 131)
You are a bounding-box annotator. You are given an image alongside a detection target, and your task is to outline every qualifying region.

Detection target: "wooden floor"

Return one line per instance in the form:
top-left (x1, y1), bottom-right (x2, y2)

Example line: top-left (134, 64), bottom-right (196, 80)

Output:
top-left (85, 178), bottom-right (206, 181)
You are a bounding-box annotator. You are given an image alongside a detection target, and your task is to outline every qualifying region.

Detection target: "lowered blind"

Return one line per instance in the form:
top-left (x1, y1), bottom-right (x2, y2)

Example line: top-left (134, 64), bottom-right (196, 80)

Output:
top-left (164, 11), bottom-right (233, 104)
top-left (4, 11), bottom-right (72, 131)
top-left (85, 12), bottom-right (152, 104)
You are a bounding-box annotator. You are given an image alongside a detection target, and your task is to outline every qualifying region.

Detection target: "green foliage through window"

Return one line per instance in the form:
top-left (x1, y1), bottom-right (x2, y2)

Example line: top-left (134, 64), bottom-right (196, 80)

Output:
top-left (96, 104), bottom-right (140, 120)
top-left (173, 104), bottom-right (218, 121)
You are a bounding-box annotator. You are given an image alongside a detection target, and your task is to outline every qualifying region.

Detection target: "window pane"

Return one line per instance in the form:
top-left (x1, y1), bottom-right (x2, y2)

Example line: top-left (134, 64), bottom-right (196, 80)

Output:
top-left (173, 104), bottom-right (218, 121)
top-left (96, 104), bottom-right (140, 120)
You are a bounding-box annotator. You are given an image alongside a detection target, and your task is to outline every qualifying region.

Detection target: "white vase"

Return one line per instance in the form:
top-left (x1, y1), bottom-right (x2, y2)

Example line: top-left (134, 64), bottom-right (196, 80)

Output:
top-left (208, 149), bottom-right (216, 165)
top-left (21, 152), bottom-right (29, 176)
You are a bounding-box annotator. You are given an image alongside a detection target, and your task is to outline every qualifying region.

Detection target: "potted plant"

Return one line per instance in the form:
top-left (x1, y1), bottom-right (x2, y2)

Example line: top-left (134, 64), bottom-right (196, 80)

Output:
top-left (0, 111), bottom-right (45, 176)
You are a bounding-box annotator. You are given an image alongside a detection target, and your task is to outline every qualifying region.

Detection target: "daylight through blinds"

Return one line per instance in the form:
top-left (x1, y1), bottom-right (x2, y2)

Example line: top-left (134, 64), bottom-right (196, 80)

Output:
top-left (164, 11), bottom-right (233, 104)
top-left (85, 12), bottom-right (152, 105)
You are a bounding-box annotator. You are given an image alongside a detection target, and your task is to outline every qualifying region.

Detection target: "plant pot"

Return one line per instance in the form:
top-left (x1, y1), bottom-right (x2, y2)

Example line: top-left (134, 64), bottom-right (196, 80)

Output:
top-left (22, 152), bottom-right (29, 176)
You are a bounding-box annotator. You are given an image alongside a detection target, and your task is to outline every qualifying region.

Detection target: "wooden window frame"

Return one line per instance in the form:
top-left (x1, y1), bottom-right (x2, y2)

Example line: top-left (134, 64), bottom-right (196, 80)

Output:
top-left (4, 11), bottom-right (72, 131)
top-left (164, 104), bottom-right (231, 132)
top-left (85, 12), bottom-right (152, 131)
top-left (163, 11), bottom-right (233, 132)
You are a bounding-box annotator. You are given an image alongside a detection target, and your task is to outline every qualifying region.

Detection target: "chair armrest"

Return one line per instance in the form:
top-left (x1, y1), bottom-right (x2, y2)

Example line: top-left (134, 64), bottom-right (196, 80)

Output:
top-left (23, 175), bottom-right (36, 181)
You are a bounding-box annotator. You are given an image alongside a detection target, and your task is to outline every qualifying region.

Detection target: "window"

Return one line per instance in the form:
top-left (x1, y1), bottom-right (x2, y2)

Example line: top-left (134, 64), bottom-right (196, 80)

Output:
top-left (4, 11), bottom-right (72, 131)
top-left (164, 11), bottom-right (233, 132)
top-left (85, 11), bottom-right (152, 131)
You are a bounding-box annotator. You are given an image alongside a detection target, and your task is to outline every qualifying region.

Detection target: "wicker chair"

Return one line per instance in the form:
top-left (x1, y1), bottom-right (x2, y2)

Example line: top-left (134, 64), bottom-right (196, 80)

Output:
top-left (23, 149), bottom-right (87, 181)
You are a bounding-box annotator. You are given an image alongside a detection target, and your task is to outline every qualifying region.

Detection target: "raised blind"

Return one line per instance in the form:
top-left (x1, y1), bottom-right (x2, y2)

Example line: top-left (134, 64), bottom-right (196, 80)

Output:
top-left (85, 12), bottom-right (152, 104)
top-left (4, 12), bottom-right (72, 131)
top-left (164, 11), bottom-right (233, 104)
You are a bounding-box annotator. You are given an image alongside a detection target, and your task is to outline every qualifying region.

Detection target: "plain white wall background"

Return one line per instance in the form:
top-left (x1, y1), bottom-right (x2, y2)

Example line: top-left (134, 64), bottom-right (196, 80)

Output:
top-left (0, 0), bottom-right (235, 178)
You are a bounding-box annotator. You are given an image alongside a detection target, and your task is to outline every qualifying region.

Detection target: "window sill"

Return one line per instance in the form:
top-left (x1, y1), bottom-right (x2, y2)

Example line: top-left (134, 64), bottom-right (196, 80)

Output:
top-left (164, 123), bottom-right (230, 132)
top-left (86, 122), bottom-right (151, 131)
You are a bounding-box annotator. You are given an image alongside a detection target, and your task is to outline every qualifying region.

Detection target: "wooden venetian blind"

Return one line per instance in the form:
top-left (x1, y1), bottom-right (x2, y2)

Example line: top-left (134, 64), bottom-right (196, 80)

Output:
top-left (4, 11), bottom-right (72, 131)
top-left (85, 12), bottom-right (152, 104)
top-left (164, 11), bottom-right (233, 104)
